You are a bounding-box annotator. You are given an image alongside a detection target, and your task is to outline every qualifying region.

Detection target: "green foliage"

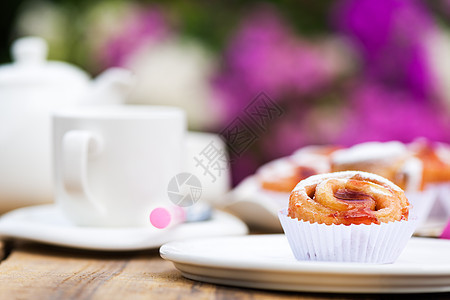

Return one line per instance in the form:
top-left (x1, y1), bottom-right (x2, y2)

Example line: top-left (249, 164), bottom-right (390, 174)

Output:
top-left (0, 0), bottom-right (336, 65)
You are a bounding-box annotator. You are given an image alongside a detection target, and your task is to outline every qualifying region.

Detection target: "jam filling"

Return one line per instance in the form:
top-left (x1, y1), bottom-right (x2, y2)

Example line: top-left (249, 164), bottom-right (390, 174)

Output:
top-left (330, 208), bottom-right (380, 225)
top-left (334, 188), bottom-right (373, 202)
top-left (331, 188), bottom-right (378, 224)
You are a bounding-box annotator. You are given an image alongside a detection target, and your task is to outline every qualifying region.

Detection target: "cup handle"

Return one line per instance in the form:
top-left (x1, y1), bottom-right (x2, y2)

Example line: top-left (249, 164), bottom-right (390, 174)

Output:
top-left (62, 130), bottom-right (104, 212)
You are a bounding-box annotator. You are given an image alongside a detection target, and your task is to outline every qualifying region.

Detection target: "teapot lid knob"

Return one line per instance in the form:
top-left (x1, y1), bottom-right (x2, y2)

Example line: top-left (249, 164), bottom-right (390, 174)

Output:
top-left (11, 36), bottom-right (48, 64)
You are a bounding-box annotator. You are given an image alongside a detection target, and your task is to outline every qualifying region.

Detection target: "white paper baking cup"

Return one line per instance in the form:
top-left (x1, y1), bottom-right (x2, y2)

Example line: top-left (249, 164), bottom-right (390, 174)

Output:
top-left (278, 209), bottom-right (418, 264)
top-left (433, 183), bottom-right (450, 217)
top-left (407, 188), bottom-right (438, 228)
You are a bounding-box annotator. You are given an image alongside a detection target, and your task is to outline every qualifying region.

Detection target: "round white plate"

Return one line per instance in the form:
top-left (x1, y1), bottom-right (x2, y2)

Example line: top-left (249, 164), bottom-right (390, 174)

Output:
top-left (0, 204), bottom-right (248, 251)
top-left (161, 234), bottom-right (450, 294)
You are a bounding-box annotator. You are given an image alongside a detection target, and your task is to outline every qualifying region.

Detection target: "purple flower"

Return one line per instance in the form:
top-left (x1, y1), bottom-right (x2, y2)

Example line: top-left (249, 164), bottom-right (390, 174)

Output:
top-left (333, 0), bottom-right (437, 99)
top-left (260, 110), bottom-right (311, 159)
top-left (215, 7), bottom-right (355, 183)
top-left (230, 152), bottom-right (261, 186)
top-left (338, 82), bottom-right (450, 145)
top-left (101, 7), bottom-right (170, 68)
top-left (214, 7), bottom-right (349, 123)
top-left (259, 102), bottom-right (347, 159)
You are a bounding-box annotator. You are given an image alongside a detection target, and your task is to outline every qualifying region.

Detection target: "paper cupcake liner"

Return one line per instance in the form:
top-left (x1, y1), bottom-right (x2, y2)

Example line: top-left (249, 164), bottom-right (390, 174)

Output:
top-left (433, 183), bottom-right (450, 217)
top-left (278, 209), bottom-right (418, 264)
top-left (407, 188), bottom-right (438, 228)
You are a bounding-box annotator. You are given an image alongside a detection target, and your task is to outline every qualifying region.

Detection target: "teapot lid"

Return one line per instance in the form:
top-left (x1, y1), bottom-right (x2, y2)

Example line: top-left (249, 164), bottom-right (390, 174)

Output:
top-left (0, 36), bottom-right (90, 87)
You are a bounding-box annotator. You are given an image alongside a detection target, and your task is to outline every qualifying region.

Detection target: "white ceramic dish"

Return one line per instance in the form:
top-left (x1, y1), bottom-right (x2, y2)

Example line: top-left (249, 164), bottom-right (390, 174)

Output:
top-left (224, 175), bottom-right (444, 235)
top-left (0, 204), bottom-right (248, 251)
top-left (161, 234), bottom-right (450, 294)
top-left (222, 176), bottom-right (285, 231)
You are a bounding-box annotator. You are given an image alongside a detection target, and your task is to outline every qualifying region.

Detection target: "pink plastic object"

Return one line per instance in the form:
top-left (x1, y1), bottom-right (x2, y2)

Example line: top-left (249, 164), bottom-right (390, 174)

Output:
top-left (149, 206), bottom-right (186, 229)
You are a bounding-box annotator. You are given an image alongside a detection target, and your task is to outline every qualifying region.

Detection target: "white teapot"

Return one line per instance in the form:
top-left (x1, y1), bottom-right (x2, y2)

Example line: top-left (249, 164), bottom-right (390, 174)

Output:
top-left (0, 37), bottom-right (133, 212)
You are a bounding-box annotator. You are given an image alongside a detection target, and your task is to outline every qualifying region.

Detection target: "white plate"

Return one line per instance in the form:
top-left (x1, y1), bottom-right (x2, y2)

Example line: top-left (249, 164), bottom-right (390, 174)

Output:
top-left (161, 234), bottom-right (450, 294)
top-left (0, 204), bottom-right (248, 251)
top-left (222, 176), bottom-right (285, 231)
top-left (224, 176), bottom-right (446, 236)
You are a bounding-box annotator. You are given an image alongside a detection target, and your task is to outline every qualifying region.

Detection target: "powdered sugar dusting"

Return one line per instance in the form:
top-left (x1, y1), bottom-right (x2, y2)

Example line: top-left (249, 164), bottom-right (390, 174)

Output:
top-left (292, 145), bottom-right (332, 156)
top-left (292, 171), bottom-right (403, 193)
top-left (331, 141), bottom-right (406, 165)
top-left (257, 157), bottom-right (297, 180)
top-left (290, 153), bottom-right (330, 173)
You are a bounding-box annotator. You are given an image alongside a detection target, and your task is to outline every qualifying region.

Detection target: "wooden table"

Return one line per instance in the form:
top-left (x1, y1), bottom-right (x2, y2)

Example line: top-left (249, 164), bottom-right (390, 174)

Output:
top-left (0, 239), bottom-right (450, 300)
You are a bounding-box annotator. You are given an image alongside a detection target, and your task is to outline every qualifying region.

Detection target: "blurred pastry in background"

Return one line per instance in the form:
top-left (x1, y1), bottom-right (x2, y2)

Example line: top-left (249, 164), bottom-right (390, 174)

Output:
top-left (330, 141), bottom-right (423, 192)
top-left (408, 138), bottom-right (450, 186)
top-left (257, 145), bottom-right (339, 193)
top-left (291, 144), bottom-right (341, 159)
top-left (408, 138), bottom-right (450, 220)
top-left (257, 158), bottom-right (315, 193)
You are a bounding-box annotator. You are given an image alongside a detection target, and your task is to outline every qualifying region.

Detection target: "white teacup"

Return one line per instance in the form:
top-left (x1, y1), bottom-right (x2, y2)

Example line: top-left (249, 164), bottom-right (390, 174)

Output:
top-left (52, 105), bottom-right (186, 227)
top-left (185, 132), bottom-right (231, 206)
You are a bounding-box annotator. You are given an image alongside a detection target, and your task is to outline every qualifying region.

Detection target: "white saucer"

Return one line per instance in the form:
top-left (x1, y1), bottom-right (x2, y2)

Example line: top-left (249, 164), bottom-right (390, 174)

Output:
top-left (0, 205), bottom-right (248, 251)
top-left (161, 234), bottom-right (450, 294)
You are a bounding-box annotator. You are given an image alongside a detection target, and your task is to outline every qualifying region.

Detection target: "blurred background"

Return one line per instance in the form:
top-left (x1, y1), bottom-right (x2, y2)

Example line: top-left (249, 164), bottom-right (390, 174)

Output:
top-left (1, 0), bottom-right (450, 185)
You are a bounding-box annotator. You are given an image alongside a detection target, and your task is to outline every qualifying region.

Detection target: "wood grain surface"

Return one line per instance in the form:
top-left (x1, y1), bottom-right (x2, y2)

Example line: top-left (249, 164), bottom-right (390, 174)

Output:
top-left (0, 240), bottom-right (449, 300)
